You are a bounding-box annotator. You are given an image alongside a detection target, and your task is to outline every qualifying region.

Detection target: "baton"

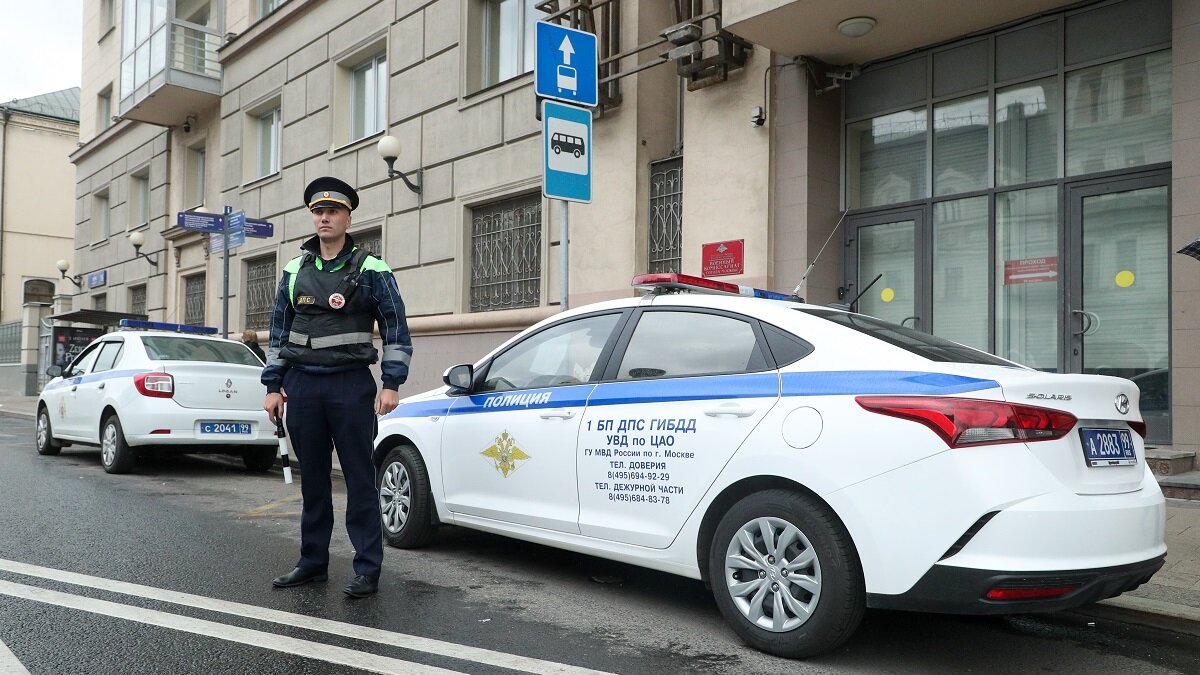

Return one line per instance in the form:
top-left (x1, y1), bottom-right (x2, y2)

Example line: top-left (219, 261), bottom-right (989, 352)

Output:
top-left (274, 418), bottom-right (294, 484)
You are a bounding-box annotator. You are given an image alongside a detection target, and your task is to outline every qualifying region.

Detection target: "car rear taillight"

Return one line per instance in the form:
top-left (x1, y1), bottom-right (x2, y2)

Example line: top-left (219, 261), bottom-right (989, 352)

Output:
top-left (133, 372), bottom-right (174, 398)
top-left (1129, 421), bottom-right (1148, 439)
top-left (856, 396), bottom-right (1077, 448)
top-left (984, 586), bottom-right (1077, 601)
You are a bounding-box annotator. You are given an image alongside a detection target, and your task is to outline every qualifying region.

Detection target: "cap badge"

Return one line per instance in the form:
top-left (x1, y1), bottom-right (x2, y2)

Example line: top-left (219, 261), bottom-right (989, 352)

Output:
top-left (329, 293), bottom-right (346, 310)
top-left (323, 192), bottom-right (330, 197)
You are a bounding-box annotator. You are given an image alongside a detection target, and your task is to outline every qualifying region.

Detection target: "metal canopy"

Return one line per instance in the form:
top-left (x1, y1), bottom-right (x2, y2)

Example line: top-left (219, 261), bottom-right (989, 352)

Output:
top-left (48, 309), bottom-right (149, 327)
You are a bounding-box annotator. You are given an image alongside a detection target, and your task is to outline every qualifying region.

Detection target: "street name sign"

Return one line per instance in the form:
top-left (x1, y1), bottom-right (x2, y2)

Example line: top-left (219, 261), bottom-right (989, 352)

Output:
top-left (177, 210), bottom-right (225, 233)
top-left (245, 218), bottom-right (274, 238)
top-left (542, 100), bottom-right (592, 203)
top-left (535, 21), bottom-right (598, 108)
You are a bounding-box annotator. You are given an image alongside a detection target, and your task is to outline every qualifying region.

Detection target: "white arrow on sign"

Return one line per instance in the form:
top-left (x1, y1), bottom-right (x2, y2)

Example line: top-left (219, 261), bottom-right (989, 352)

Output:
top-left (559, 36), bottom-right (574, 65)
top-left (1009, 270), bottom-right (1059, 280)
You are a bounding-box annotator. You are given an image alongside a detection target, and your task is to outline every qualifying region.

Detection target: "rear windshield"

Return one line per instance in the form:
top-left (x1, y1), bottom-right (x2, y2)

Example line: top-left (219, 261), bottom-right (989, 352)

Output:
top-left (141, 336), bottom-right (262, 366)
top-left (798, 309), bottom-right (1020, 367)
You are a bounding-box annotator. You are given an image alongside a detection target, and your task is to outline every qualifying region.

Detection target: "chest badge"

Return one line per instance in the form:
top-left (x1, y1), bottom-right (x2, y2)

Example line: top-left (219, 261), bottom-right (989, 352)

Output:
top-left (328, 293), bottom-right (346, 309)
top-left (297, 295), bottom-right (316, 305)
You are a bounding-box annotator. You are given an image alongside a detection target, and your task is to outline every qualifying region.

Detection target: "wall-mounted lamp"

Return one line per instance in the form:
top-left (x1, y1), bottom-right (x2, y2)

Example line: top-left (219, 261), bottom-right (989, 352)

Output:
top-left (56, 259), bottom-right (82, 288)
top-left (376, 135), bottom-right (421, 195)
top-left (128, 231), bottom-right (159, 268)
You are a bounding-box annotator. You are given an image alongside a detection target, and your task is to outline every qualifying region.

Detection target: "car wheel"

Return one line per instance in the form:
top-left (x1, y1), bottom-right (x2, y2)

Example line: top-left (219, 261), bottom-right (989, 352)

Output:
top-left (708, 489), bottom-right (865, 658)
top-left (242, 446), bottom-right (277, 472)
top-left (36, 407), bottom-right (62, 456)
top-left (100, 414), bottom-right (136, 474)
top-left (377, 444), bottom-right (436, 548)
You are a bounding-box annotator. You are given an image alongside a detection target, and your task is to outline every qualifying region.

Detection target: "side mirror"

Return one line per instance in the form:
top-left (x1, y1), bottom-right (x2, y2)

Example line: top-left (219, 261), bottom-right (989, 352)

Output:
top-left (443, 364), bottom-right (473, 394)
top-left (46, 365), bottom-right (62, 378)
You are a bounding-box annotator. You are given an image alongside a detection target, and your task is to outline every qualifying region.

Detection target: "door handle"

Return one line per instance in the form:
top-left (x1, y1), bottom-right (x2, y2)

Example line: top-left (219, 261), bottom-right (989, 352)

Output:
top-left (901, 316), bottom-right (920, 329)
top-left (70, 385), bottom-right (77, 392)
top-left (704, 406), bottom-right (756, 418)
top-left (1071, 310), bottom-right (1100, 336)
top-left (539, 409), bottom-right (576, 420)
top-left (98, 383), bottom-right (106, 390)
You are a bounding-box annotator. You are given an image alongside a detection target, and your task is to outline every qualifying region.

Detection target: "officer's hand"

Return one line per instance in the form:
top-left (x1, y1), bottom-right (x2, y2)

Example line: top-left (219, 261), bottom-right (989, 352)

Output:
top-left (376, 388), bottom-right (400, 417)
top-left (264, 392), bottom-right (285, 424)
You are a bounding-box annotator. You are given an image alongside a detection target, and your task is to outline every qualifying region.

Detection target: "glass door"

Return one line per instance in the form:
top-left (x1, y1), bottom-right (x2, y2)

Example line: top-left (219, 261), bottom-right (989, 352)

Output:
top-left (845, 209), bottom-right (926, 328)
top-left (1066, 174), bottom-right (1170, 441)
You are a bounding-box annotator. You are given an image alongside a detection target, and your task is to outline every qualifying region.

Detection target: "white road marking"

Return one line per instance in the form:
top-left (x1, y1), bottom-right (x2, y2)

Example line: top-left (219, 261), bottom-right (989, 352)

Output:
top-left (0, 579), bottom-right (455, 675)
top-left (0, 637), bottom-right (31, 675)
top-left (0, 558), bottom-right (612, 675)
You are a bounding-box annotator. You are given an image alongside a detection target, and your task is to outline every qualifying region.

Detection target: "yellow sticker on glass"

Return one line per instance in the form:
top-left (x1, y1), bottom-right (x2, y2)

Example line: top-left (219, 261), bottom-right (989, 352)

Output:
top-left (1114, 270), bottom-right (1135, 288)
top-left (881, 287), bottom-right (895, 303)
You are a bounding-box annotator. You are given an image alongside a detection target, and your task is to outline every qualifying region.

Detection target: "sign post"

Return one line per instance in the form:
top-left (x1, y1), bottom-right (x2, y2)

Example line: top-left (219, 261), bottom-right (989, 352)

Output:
top-left (536, 21), bottom-right (598, 311)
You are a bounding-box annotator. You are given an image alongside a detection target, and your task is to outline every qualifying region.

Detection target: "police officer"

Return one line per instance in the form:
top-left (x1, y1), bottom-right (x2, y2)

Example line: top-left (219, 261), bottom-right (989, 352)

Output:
top-left (263, 176), bottom-right (412, 599)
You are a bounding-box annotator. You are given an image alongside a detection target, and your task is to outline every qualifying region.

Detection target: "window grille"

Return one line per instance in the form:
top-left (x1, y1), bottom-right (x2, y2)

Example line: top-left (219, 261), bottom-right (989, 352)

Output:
top-left (93, 294), bottom-right (107, 312)
top-left (471, 194), bottom-right (541, 312)
top-left (648, 156), bottom-right (683, 273)
top-left (24, 280), bottom-right (54, 305)
top-left (356, 230), bottom-right (382, 257)
top-left (244, 258), bottom-right (277, 331)
top-left (184, 274), bottom-right (206, 326)
top-left (129, 285), bottom-right (147, 316)
top-left (0, 321), bottom-right (20, 364)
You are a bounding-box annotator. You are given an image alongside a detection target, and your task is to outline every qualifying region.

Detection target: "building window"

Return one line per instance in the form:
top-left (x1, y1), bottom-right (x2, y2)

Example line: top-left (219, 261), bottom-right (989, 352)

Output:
top-left (244, 257), bottom-right (277, 331)
top-left (648, 157), bottom-right (682, 274)
top-left (255, 107), bottom-right (281, 179)
top-left (186, 145), bottom-right (205, 209)
top-left (131, 171), bottom-right (150, 227)
top-left (350, 54), bottom-right (387, 142)
top-left (120, 0), bottom-right (168, 101)
top-left (355, 229), bottom-right (382, 257)
top-left (94, 191), bottom-right (110, 242)
top-left (93, 294), bottom-right (108, 312)
top-left (24, 280), bottom-right (55, 305)
top-left (98, 87), bottom-right (112, 131)
top-left (470, 193), bottom-right (541, 312)
top-left (184, 274), bottom-right (206, 326)
top-left (481, 0), bottom-right (544, 88)
top-left (260, 0), bottom-right (283, 19)
top-left (129, 285), bottom-right (147, 316)
top-left (101, 0), bottom-right (115, 32)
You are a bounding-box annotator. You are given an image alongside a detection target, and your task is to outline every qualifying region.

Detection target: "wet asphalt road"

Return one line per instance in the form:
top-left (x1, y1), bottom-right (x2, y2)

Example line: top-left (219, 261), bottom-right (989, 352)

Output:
top-left (1, 414), bottom-right (1199, 675)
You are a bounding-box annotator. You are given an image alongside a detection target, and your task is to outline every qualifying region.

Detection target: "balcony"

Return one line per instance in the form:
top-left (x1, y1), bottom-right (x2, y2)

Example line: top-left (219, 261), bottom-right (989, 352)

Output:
top-left (118, 19), bottom-right (221, 127)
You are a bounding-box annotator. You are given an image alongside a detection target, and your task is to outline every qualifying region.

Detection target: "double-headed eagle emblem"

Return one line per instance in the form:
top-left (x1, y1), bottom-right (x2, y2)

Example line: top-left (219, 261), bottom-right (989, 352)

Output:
top-left (481, 431), bottom-right (530, 477)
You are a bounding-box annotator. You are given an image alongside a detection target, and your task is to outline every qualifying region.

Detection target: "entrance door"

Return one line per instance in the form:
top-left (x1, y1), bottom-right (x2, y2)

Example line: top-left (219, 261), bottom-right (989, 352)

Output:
top-left (845, 208), bottom-right (925, 328)
top-left (1067, 174), bottom-right (1171, 441)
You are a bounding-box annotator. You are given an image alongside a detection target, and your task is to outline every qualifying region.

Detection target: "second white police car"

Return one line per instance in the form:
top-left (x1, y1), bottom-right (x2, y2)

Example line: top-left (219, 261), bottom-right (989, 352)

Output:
top-left (373, 274), bottom-right (1165, 658)
top-left (37, 320), bottom-right (277, 474)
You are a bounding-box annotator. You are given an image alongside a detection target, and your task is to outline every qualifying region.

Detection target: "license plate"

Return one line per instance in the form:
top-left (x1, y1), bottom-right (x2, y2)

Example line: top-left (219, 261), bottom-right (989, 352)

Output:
top-left (1079, 428), bottom-right (1137, 467)
top-left (200, 421), bottom-right (251, 435)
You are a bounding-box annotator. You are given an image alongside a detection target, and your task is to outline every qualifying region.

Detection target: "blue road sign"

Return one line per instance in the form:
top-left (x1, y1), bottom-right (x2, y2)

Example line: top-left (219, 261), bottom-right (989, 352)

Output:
top-left (176, 210), bottom-right (224, 233)
top-left (245, 218), bottom-right (274, 238)
top-left (227, 210), bottom-right (246, 249)
top-left (535, 22), bottom-right (598, 108)
top-left (87, 270), bottom-right (107, 289)
top-left (542, 100), bottom-right (591, 203)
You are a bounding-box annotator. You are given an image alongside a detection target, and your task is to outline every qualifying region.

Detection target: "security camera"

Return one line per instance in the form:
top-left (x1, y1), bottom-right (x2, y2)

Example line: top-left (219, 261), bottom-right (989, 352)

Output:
top-left (751, 106), bottom-right (765, 127)
top-left (826, 64), bottom-right (861, 82)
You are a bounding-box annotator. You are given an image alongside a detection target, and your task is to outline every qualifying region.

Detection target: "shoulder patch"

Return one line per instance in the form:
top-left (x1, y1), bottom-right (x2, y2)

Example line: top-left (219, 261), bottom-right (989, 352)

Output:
top-left (360, 255), bottom-right (392, 273)
top-left (283, 255), bottom-right (305, 274)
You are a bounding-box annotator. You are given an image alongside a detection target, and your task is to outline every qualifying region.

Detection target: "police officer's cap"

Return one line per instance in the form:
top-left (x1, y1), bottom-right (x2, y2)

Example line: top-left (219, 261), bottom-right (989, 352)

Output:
top-left (304, 176), bottom-right (359, 212)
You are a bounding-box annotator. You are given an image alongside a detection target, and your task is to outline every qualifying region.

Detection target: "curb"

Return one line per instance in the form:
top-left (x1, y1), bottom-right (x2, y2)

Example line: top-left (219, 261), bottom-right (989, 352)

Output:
top-left (1071, 595), bottom-right (1200, 638)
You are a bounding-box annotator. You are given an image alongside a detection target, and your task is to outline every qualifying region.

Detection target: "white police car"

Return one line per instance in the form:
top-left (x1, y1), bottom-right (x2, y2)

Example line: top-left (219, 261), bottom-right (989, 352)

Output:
top-left (373, 274), bottom-right (1165, 658)
top-left (37, 320), bottom-right (276, 474)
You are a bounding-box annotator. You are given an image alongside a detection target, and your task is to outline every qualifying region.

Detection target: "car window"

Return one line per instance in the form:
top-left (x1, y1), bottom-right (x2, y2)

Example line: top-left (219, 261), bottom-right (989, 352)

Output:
top-left (616, 311), bottom-right (768, 380)
top-left (799, 308), bottom-right (1018, 366)
top-left (480, 314), bottom-right (621, 392)
top-left (91, 342), bottom-right (124, 373)
top-left (66, 343), bottom-right (102, 376)
top-left (762, 323), bottom-right (814, 367)
top-left (141, 336), bottom-right (263, 366)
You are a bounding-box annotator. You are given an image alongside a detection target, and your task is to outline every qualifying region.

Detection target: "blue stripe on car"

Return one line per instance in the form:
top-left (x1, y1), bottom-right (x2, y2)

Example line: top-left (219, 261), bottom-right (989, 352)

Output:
top-left (42, 369), bottom-right (152, 392)
top-left (382, 371), bottom-right (999, 419)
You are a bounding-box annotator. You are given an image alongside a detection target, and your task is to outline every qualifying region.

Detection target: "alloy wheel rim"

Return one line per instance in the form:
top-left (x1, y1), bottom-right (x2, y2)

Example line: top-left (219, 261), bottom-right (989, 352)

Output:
top-left (101, 423), bottom-right (117, 466)
top-left (36, 413), bottom-right (48, 449)
top-left (724, 516), bottom-right (822, 632)
top-left (378, 461), bottom-right (411, 534)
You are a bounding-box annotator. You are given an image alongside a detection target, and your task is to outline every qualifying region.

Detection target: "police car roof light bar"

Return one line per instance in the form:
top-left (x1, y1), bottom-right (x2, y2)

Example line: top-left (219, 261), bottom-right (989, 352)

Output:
top-left (631, 273), bottom-right (793, 301)
top-left (119, 319), bottom-right (220, 335)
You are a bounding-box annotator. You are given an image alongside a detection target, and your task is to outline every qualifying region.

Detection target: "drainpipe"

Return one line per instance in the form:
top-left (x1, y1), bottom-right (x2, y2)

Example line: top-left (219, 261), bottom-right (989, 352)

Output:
top-left (0, 107), bottom-right (9, 318)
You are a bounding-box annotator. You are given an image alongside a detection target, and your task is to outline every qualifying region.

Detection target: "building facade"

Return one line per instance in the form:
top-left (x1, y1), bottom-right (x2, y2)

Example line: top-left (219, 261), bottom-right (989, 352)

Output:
top-left (0, 88), bottom-right (80, 393)
top-left (66, 0), bottom-right (1199, 452)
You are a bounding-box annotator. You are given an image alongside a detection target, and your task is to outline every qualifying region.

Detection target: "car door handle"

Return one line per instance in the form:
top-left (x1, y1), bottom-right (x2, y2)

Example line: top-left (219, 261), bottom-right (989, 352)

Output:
top-left (539, 409), bottom-right (576, 420)
top-left (704, 406), bottom-right (756, 418)
top-left (98, 383), bottom-right (105, 390)
top-left (70, 385), bottom-right (77, 392)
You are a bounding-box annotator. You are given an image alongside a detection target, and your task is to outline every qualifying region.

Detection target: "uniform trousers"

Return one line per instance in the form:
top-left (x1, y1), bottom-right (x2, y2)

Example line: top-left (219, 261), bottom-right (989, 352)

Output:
top-left (283, 367), bottom-right (383, 578)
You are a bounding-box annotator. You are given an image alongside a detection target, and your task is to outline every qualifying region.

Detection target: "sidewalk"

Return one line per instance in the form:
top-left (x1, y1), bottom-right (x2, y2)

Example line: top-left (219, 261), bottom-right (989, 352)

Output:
top-left (2, 391), bottom-right (1198, 635)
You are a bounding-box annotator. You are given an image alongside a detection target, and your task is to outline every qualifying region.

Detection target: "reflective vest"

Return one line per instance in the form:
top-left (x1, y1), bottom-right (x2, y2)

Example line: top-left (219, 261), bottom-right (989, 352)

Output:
top-left (278, 248), bottom-right (378, 367)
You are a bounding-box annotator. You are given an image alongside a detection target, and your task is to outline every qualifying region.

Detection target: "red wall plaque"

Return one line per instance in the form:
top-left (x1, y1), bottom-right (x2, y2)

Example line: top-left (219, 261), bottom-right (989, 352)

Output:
top-left (701, 239), bottom-right (745, 278)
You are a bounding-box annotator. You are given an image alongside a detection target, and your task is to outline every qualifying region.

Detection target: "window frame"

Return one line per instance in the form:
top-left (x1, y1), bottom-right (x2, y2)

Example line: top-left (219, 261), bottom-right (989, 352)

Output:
top-left (130, 169), bottom-right (150, 229)
top-left (186, 143), bottom-right (206, 209)
top-left (256, 107), bottom-right (281, 179)
top-left (93, 190), bottom-right (111, 243)
top-left (349, 52), bottom-right (387, 143)
top-left (473, 0), bottom-right (545, 91)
